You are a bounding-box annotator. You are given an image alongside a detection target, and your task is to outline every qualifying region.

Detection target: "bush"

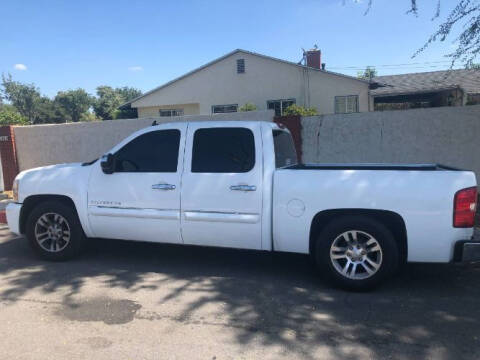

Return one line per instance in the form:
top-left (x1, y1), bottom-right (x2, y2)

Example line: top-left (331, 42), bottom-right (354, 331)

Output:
top-left (0, 105), bottom-right (28, 125)
top-left (283, 104), bottom-right (318, 116)
top-left (239, 103), bottom-right (257, 112)
top-left (81, 112), bottom-right (101, 122)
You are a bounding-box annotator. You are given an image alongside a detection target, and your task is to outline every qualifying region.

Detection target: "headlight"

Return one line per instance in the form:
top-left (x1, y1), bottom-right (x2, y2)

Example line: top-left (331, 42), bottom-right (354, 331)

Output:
top-left (12, 179), bottom-right (19, 202)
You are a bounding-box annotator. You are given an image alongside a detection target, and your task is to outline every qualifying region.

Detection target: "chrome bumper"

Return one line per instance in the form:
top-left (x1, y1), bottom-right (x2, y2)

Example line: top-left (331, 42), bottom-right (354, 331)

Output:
top-left (454, 240), bottom-right (480, 262)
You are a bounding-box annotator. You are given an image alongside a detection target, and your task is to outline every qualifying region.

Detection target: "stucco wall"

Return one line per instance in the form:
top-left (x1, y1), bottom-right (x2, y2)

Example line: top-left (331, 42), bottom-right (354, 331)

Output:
top-left (302, 105), bottom-right (480, 179)
top-left (132, 52), bottom-right (370, 115)
top-left (13, 110), bottom-right (274, 171)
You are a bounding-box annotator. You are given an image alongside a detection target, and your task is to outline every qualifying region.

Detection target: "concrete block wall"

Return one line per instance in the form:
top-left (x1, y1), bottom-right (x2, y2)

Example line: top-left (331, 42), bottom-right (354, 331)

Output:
top-left (301, 105), bottom-right (480, 179)
top-left (5, 106), bottom-right (480, 189)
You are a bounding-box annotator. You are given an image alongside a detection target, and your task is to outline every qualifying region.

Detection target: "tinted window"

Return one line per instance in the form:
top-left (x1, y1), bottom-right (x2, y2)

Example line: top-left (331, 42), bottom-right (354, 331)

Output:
top-left (273, 130), bottom-right (298, 168)
top-left (192, 128), bottom-right (255, 173)
top-left (114, 130), bottom-right (180, 172)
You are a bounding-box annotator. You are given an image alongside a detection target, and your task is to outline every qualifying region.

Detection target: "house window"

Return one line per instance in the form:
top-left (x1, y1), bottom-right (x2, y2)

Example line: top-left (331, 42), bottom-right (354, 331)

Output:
top-left (159, 109), bottom-right (184, 117)
top-left (212, 104), bottom-right (238, 114)
top-left (267, 99), bottom-right (296, 116)
top-left (237, 59), bottom-right (245, 74)
top-left (335, 96), bottom-right (359, 114)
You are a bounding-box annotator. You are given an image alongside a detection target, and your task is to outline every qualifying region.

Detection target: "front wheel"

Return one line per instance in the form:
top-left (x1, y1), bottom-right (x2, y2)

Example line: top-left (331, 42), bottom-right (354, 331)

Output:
top-left (26, 201), bottom-right (85, 261)
top-left (314, 216), bottom-right (399, 291)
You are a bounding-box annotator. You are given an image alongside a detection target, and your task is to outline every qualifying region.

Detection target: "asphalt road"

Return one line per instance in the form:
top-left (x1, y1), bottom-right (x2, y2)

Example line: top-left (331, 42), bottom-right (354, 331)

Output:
top-left (0, 225), bottom-right (479, 360)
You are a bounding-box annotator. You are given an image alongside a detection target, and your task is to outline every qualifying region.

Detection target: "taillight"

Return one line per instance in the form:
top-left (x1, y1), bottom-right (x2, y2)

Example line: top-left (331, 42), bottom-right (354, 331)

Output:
top-left (453, 186), bottom-right (477, 228)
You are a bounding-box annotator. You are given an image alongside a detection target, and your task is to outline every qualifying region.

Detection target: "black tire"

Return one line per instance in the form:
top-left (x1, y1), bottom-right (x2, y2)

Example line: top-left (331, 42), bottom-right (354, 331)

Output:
top-left (26, 200), bottom-right (85, 261)
top-left (314, 216), bottom-right (399, 291)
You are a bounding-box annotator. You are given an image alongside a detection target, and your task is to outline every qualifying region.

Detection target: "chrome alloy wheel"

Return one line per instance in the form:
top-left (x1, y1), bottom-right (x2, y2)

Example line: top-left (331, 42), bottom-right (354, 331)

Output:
top-left (34, 213), bottom-right (71, 253)
top-left (329, 230), bottom-right (383, 280)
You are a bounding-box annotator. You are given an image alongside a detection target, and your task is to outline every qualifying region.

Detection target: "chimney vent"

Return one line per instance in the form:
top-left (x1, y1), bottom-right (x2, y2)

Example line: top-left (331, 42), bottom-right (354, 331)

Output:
top-left (305, 48), bottom-right (321, 69)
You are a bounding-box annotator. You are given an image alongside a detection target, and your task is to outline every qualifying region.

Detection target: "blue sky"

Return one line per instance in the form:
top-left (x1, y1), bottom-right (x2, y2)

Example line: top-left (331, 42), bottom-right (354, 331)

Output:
top-left (0, 0), bottom-right (463, 97)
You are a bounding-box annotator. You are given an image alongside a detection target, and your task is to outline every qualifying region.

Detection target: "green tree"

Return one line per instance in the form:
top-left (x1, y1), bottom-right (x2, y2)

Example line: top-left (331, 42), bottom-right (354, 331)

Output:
top-left (1, 74), bottom-right (41, 123)
top-left (239, 103), bottom-right (257, 111)
top-left (93, 86), bottom-right (142, 120)
top-left (34, 97), bottom-right (68, 124)
top-left (93, 86), bottom-right (122, 120)
top-left (283, 104), bottom-right (318, 116)
top-left (80, 112), bottom-right (100, 122)
top-left (0, 104), bottom-right (28, 125)
top-left (55, 88), bottom-right (93, 122)
top-left (116, 87), bottom-right (142, 103)
top-left (357, 66), bottom-right (377, 80)
top-left (115, 87), bottom-right (142, 119)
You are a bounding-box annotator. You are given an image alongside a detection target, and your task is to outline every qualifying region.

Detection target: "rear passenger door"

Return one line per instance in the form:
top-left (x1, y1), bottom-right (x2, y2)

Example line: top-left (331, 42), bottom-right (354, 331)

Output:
top-left (181, 123), bottom-right (263, 250)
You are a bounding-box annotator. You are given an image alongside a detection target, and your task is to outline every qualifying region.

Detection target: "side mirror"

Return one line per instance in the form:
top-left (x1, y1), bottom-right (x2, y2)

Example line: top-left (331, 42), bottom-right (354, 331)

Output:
top-left (100, 153), bottom-right (115, 174)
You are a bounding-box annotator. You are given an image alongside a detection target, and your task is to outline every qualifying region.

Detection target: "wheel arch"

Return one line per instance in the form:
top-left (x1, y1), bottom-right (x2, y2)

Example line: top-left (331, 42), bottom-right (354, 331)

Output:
top-left (20, 194), bottom-right (80, 234)
top-left (309, 209), bottom-right (408, 264)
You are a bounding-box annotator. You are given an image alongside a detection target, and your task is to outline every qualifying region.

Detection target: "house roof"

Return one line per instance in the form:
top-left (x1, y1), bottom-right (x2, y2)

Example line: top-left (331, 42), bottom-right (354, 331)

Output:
top-left (371, 69), bottom-right (480, 97)
top-left (120, 49), bottom-right (371, 109)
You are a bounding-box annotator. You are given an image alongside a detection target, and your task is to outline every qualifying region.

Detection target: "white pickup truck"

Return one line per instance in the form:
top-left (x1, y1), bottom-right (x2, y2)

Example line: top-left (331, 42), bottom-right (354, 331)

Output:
top-left (6, 120), bottom-right (480, 289)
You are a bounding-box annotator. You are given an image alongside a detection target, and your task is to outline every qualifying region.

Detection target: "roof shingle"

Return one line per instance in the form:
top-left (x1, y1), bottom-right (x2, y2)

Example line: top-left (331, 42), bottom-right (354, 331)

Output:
top-left (371, 69), bottom-right (480, 97)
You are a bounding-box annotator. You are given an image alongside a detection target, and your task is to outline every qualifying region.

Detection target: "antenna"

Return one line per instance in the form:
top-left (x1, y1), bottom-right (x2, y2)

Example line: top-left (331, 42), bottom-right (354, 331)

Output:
top-left (299, 48), bottom-right (307, 65)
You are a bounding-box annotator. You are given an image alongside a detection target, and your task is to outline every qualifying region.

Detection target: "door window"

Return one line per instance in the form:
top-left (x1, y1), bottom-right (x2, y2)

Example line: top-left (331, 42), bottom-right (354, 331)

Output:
top-left (114, 129), bottom-right (180, 172)
top-left (191, 128), bottom-right (255, 173)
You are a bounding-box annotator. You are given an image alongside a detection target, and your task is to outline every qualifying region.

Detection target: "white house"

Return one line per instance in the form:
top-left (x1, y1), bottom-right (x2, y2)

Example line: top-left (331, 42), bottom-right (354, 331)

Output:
top-left (124, 49), bottom-right (372, 118)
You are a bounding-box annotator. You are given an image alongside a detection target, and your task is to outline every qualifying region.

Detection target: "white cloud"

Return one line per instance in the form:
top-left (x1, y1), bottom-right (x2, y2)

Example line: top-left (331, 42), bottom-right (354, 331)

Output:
top-left (14, 63), bottom-right (27, 71)
top-left (128, 66), bottom-right (143, 72)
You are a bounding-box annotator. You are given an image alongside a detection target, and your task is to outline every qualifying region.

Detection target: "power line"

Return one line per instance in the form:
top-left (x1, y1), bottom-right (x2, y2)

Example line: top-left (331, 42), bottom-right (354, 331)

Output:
top-left (334, 66), bottom-right (463, 71)
top-left (327, 60), bottom-right (456, 70)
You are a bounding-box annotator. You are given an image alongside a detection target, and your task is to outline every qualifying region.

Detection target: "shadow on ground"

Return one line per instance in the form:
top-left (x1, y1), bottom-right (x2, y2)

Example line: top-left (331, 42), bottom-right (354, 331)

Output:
top-left (1, 228), bottom-right (479, 359)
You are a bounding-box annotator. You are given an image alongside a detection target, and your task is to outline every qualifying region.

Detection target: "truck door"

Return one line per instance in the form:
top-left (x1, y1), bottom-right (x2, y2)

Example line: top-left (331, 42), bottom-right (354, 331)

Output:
top-left (181, 122), bottom-right (263, 250)
top-left (87, 124), bottom-right (186, 243)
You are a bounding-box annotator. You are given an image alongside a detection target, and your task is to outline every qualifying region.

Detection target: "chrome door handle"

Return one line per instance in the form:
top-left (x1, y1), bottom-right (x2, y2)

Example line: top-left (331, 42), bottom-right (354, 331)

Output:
top-left (230, 185), bottom-right (257, 191)
top-left (152, 183), bottom-right (176, 190)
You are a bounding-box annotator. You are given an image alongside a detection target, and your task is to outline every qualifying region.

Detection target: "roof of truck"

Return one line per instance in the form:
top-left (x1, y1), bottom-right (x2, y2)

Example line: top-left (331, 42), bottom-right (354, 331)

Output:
top-left (151, 120), bottom-right (282, 129)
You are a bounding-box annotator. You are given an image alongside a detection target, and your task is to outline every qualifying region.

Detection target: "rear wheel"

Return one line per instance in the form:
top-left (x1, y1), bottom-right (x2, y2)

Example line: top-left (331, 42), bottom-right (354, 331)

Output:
top-left (314, 216), bottom-right (399, 291)
top-left (26, 201), bottom-right (85, 261)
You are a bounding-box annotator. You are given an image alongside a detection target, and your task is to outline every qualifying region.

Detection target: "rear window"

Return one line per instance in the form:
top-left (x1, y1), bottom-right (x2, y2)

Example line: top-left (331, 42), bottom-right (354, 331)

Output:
top-left (273, 130), bottom-right (298, 168)
top-left (192, 127), bottom-right (255, 173)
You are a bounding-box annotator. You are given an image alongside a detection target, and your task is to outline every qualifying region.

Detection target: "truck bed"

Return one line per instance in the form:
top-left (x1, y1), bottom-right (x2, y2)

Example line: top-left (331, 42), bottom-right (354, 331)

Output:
top-left (285, 163), bottom-right (463, 171)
